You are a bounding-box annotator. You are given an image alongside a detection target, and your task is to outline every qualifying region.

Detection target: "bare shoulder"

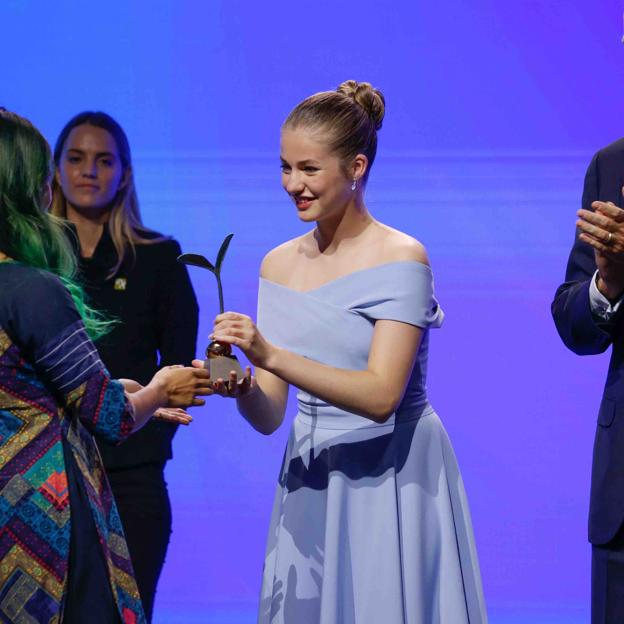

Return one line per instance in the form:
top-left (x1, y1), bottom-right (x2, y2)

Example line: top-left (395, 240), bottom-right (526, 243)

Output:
top-left (260, 233), bottom-right (310, 282)
top-left (375, 223), bottom-right (430, 266)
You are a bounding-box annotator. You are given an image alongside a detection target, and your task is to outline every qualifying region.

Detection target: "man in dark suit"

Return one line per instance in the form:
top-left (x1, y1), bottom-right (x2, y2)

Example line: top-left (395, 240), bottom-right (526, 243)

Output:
top-left (552, 138), bottom-right (624, 623)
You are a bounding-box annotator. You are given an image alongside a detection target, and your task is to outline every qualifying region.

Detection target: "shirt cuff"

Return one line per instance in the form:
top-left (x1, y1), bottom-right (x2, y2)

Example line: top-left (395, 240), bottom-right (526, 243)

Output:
top-left (589, 271), bottom-right (624, 319)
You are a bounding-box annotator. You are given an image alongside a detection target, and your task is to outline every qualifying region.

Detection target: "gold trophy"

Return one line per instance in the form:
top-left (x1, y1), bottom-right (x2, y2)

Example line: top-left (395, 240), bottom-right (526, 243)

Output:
top-left (178, 234), bottom-right (244, 384)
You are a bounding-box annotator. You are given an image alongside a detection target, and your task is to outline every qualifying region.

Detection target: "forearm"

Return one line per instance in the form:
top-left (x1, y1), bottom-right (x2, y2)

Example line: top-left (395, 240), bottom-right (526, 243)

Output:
top-left (127, 382), bottom-right (166, 432)
top-left (552, 280), bottom-right (613, 354)
top-left (212, 313), bottom-right (419, 425)
top-left (236, 383), bottom-right (284, 434)
top-left (265, 347), bottom-right (398, 422)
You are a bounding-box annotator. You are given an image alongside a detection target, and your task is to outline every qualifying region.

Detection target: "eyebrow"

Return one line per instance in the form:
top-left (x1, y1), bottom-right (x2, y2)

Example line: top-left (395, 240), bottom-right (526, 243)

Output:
top-left (280, 157), bottom-right (320, 166)
top-left (66, 148), bottom-right (116, 158)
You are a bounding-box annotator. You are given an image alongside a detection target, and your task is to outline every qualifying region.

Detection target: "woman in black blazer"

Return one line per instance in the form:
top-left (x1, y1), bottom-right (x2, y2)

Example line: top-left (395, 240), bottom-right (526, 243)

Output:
top-left (51, 111), bottom-right (199, 622)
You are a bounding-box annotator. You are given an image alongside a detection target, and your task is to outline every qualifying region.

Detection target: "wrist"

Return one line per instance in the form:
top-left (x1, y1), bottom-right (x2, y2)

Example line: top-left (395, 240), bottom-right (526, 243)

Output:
top-left (261, 344), bottom-right (281, 372)
top-left (145, 377), bottom-right (168, 407)
top-left (597, 275), bottom-right (624, 303)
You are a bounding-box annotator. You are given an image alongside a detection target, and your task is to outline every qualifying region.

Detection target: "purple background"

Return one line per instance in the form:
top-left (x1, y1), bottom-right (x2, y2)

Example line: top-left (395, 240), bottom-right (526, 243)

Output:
top-left (2, 1), bottom-right (623, 621)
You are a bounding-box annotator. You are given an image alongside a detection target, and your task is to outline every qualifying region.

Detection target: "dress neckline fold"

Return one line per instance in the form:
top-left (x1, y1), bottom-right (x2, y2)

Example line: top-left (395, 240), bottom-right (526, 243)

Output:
top-left (260, 260), bottom-right (432, 294)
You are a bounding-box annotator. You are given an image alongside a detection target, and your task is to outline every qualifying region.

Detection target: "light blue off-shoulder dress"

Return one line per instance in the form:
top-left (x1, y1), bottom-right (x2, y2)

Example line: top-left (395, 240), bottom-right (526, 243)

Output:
top-left (256, 261), bottom-right (487, 624)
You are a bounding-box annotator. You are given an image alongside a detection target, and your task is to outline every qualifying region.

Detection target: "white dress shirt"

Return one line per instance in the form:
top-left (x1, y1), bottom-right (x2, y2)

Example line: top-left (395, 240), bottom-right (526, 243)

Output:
top-left (590, 270), bottom-right (624, 320)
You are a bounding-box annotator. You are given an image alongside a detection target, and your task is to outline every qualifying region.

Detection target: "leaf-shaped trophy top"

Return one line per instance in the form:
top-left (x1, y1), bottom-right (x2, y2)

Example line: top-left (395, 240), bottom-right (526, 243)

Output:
top-left (215, 233), bottom-right (233, 273)
top-left (177, 234), bottom-right (234, 314)
top-left (176, 253), bottom-right (215, 272)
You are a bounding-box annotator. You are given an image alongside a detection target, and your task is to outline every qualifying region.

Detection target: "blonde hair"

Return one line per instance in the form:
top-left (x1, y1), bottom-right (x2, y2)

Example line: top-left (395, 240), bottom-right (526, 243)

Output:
top-left (283, 80), bottom-right (385, 180)
top-left (51, 112), bottom-right (167, 279)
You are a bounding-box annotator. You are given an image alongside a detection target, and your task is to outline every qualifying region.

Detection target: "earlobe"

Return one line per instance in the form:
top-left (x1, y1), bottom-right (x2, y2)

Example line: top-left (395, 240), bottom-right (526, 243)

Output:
top-left (352, 154), bottom-right (368, 183)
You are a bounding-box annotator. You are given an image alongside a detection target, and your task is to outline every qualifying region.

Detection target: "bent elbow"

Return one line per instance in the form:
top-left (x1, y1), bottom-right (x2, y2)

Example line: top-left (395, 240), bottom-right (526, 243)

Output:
top-left (558, 327), bottom-right (611, 356)
top-left (370, 411), bottom-right (394, 424)
top-left (365, 399), bottom-right (399, 424)
top-left (244, 412), bottom-right (283, 436)
top-left (567, 342), bottom-right (610, 356)
top-left (256, 422), bottom-right (281, 436)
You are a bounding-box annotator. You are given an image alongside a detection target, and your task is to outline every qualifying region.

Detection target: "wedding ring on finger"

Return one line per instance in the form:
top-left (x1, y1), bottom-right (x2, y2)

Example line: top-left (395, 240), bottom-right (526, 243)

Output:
top-left (607, 231), bottom-right (614, 245)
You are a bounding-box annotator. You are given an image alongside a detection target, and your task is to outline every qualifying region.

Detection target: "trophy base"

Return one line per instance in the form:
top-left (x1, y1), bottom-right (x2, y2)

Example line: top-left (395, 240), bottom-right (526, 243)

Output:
top-left (204, 354), bottom-right (244, 381)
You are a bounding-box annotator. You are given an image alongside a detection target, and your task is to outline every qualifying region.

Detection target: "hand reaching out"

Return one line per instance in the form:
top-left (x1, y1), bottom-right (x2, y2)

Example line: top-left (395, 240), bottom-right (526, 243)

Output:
top-left (149, 365), bottom-right (213, 408)
top-left (192, 359), bottom-right (256, 398)
top-left (153, 407), bottom-right (193, 426)
top-left (118, 377), bottom-right (195, 425)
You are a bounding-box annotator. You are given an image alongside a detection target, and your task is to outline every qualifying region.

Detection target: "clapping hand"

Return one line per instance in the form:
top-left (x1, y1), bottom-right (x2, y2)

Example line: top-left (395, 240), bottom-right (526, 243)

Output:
top-left (577, 200), bottom-right (624, 300)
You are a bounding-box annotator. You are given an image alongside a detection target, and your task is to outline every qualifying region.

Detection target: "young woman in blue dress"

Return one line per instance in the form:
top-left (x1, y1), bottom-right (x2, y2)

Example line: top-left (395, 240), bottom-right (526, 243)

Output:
top-left (199, 82), bottom-right (487, 623)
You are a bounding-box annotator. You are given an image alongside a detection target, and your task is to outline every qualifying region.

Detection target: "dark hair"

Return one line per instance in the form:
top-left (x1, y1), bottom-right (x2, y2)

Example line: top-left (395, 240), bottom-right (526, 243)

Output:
top-left (283, 80), bottom-right (385, 180)
top-left (53, 111), bottom-right (132, 169)
top-left (0, 108), bottom-right (111, 338)
top-left (51, 111), bottom-right (166, 278)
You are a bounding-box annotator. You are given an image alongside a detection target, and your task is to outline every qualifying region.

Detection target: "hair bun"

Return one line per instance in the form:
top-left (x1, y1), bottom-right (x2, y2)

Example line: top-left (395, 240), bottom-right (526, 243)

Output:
top-left (337, 80), bottom-right (385, 131)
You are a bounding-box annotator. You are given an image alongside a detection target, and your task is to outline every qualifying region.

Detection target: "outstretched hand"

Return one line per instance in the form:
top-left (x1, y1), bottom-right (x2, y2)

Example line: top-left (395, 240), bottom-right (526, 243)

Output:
top-left (192, 359), bottom-right (256, 398)
top-left (150, 365), bottom-right (213, 408)
top-left (153, 407), bottom-right (193, 426)
top-left (118, 377), bottom-right (195, 425)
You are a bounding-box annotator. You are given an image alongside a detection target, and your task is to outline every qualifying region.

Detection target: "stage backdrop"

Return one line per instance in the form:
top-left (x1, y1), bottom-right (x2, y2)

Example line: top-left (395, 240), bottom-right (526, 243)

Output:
top-left (3, 1), bottom-right (624, 622)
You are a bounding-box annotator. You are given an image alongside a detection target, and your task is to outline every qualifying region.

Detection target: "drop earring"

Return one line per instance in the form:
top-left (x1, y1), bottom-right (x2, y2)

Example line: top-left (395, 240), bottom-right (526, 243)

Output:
top-left (351, 179), bottom-right (357, 191)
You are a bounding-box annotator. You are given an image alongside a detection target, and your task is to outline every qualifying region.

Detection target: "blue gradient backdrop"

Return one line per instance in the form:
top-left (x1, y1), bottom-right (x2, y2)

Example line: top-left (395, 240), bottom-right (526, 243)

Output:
top-left (3, 1), bottom-right (624, 621)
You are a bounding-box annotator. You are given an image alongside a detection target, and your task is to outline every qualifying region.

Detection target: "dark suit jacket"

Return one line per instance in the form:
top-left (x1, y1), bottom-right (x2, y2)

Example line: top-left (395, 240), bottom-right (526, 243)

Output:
top-left (66, 224), bottom-right (199, 470)
top-left (552, 137), bottom-right (624, 545)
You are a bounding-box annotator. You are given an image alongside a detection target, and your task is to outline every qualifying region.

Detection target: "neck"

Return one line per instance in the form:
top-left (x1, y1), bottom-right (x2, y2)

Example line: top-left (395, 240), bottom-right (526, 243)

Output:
top-left (66, 204), bottom-right (110, 258)
top-left (315, 195), bottom-right (373, 253)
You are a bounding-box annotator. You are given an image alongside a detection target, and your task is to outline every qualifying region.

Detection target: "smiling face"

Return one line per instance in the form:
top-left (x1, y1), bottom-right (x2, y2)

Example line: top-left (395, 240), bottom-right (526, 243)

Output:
top-left (280, 127), bottom-right (355, 223)
top-left (55, 124), bottom-right (127, 218)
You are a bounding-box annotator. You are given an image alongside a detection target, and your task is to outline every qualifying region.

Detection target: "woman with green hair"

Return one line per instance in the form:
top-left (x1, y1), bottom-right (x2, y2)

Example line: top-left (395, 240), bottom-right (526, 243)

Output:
top-left (0, 108), bottom-right (212, 623)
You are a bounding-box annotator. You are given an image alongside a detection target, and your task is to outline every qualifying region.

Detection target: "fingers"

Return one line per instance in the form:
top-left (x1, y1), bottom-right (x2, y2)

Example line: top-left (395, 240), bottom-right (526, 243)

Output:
top-left (212, 373), bottom-right (239, 397)
top-left (227, 371), bottom-right (239, 395)
top-left (578, 208), bottom-right (612, 229)
top-left (592, 201), bottom-right (624, 222)
top-left (193, 368), bottom-right (211, 379)
top-left (153, 408), bottom-right (193, 426)
top-left (579, 232), bottom-right (613, 255)
top-left (192, 359), bottom-right (206, 369)
top-left (212, 372), bottom-right (239, 395)
top-left (240, 367), bottom-right (256, 395)
top-left (210, 367), bottom-right (256, 398)
top-left (577, 216), bottom-right (612, 244)
top-left (215, 312), bottom-right (251, 323)
top-left (211, 333), bottom-right (242, 348)
top-left (213, 316), bottom-right (254, 338)
top-left (192, 398), bottom-right (206, 407)
top-left (211, 326), bottom-right (248, 342)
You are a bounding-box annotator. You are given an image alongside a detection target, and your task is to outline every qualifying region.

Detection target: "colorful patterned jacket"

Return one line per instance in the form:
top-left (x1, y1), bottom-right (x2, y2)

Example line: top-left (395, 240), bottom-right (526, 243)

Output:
top-left (0, 262), bottom-right (145, 623)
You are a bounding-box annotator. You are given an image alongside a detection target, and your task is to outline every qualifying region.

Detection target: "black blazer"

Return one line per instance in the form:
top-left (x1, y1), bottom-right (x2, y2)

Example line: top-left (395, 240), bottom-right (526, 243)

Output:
top-left (68, 225), bottom-right (199, 470)
top-left (552, 138), bottom-right (624, 545)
